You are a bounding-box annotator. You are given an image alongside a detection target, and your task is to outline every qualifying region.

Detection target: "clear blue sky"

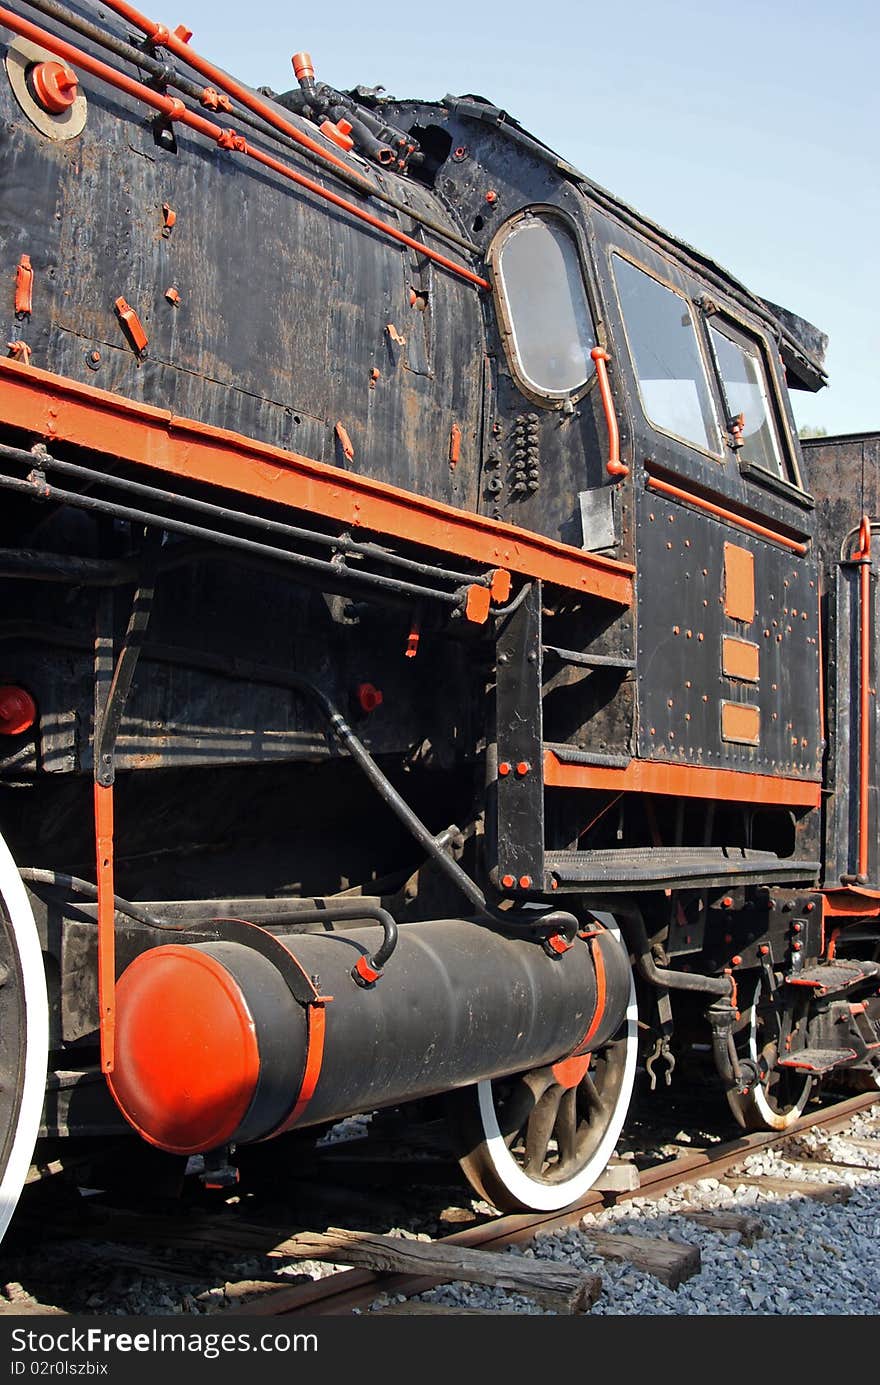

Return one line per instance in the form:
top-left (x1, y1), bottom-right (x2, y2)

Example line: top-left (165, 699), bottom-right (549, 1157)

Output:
top-left (162, 0), bottom-right (877, 435)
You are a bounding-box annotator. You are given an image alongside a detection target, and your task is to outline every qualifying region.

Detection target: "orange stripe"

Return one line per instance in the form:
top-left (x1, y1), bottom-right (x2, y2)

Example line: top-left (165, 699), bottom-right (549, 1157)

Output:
top-left (574, 935), bottom-right (607, 1054)
top-left (543, 750), bottom-right (821, 808)
top-left (646, 475), bottom-right (808, 554)
top-left (277, 1001), bottom-right (327, 1132)
top-left (0, 360), bottom-right (634, 604)
top-left (93, 781), bottom-right (116, 1074)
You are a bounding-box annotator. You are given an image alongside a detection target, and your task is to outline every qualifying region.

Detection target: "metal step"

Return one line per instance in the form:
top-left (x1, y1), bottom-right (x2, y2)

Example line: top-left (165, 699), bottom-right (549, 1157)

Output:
top-left (787, 961), bottom-right (880, 996)
top-left (777, 1048), bottom-right (858, 1075)
top-left (544, 847), bottom-right (820, 893)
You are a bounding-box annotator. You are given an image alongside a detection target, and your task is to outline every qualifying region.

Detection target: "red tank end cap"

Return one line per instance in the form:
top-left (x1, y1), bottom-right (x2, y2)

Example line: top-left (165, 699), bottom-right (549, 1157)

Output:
top-left (107, 946), bottom-right (260, 1155)
top-left (0, 686), bottom-right (36, 735)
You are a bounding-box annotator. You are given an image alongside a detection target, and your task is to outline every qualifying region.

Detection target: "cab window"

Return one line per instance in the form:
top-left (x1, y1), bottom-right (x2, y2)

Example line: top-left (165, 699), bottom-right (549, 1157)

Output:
top-left (494, 213), bottom-right (596, 398)
top-left (708, 322), bottom-right (788, 480)
top-left (612, 255), bottom-right (720, 455)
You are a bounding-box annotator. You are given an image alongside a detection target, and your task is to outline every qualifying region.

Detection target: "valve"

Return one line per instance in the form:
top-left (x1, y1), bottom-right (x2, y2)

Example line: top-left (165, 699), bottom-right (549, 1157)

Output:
top-left (30, 60), bottom-right (78, 114)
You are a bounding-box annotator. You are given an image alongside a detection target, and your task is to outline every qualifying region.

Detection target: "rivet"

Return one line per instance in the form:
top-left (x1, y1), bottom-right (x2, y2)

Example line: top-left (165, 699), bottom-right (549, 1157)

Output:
top-left (498, 761), bottom-right (512, 777)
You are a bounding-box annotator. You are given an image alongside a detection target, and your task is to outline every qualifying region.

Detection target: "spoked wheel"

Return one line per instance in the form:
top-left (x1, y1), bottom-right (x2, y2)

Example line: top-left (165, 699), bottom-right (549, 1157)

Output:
top-left (0, 834), bottom-right (49, 1242)
top-left (726, 974), bottom-right (812, 1132)
top-left (448, 953), bottom-right (638, 1212)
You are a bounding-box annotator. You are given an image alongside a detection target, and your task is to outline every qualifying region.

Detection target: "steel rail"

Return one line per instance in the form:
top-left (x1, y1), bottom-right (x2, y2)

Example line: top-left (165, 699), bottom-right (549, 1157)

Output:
top-left (223, 1089), bottom-right (879, 1316)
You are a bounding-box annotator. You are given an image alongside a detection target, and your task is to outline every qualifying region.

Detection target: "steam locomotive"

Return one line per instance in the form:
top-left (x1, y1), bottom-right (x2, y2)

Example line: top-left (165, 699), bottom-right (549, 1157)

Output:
top-left (1, 0), bottom-right (878, 1238)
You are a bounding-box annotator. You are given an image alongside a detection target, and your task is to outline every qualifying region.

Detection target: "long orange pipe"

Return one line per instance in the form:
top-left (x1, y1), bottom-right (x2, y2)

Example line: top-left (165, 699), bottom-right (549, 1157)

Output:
top-left (855, 516), bottom-right (873, 879)
top-left (0, 8), bottom-right (489, 291)
top-left (94, 0), bottom-right (368, 187)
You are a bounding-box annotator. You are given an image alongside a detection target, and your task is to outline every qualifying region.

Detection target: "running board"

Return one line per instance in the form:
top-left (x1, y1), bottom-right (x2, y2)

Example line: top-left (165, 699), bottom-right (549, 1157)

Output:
top-left (544, 848), bottom-right (820, 892)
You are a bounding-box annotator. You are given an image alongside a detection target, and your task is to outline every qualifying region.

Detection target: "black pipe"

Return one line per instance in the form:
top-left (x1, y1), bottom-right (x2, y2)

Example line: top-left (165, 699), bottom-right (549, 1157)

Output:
top-left (236, 900), bottom-right (399, 980)
top-left (616, 908), bottom-right (733, 998)
top-left (19, 868), bottom-right (182, 930)
top-left (0, 548), bottom-right (137, 584)
top-left (16, 0), bottom-right (479, 256)
top-left (0, 442), bottom-right (495, 591)
top-left (0, 469), bottom-right (464, 610)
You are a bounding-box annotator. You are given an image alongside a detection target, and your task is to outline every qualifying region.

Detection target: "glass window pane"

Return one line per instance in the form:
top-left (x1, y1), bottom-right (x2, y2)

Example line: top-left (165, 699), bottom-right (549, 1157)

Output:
top-left (497, 217), bottom-right (596, 395)
top-left (709, 326), bottom-right (786, 478)
top-left (612, 256), bottom-right (719, 454)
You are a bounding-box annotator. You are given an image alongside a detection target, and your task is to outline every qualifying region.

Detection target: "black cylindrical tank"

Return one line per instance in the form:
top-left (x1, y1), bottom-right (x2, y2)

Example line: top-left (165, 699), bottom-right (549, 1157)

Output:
top-left (107, 918), bottom-right (631, 1154)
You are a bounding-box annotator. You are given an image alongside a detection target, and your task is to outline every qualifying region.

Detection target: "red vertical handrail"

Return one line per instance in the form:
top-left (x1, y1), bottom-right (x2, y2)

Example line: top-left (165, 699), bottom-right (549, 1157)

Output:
top-left (590, 347), bottom-right (628, 478)
top-left (94, 781), bottom-right (117, 1073)
top-left (855, 516), bottom-right (873, 881)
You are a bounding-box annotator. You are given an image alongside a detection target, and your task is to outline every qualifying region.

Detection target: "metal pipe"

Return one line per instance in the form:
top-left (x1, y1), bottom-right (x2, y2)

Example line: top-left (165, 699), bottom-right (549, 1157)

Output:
top-left (0, 469), bottom-right (464, 608)
top-left (0, 442), bottom-right (496, 591)
top-left (0, 6), bottom-right (489, 290)
top-left (16, 0), bottom-right (480, 256)
top-left (94, 0), bottom-right (369, 184)
top-left (855, 516), bottom-right (873, 881)
top-left (18, 868), bottom-right (182, 930)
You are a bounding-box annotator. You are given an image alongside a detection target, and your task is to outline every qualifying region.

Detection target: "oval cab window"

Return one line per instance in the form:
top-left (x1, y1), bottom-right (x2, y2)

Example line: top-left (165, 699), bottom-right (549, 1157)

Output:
top-left (493, 214), bottom-right (597, 401)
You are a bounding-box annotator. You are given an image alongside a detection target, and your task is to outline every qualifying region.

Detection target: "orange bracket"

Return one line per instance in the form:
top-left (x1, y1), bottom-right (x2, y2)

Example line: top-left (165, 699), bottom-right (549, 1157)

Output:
top-left (854, 516), bottom-right (873, 880)
top-left (591, 347), bottom-right (628, 479)
top-left (114, 297), bottom-right (148, 357)
top-left (7, 340), bottom-right (32, 365)
top-left (449, 422), bottom-right (462, 469)
top-left (14, 254), bottom-right (33, 317)
top-left (94, 781), bottom-right (117, 1073)
top-left (334, 422), bottom-right (355, 461)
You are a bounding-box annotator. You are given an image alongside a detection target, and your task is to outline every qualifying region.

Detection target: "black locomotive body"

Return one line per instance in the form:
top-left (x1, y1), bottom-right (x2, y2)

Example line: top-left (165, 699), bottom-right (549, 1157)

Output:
top-left (0, 0), bottom-right (877, 1229)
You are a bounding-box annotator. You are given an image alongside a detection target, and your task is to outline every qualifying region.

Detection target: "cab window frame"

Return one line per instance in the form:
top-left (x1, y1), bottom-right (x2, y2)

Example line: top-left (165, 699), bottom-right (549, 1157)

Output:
top-left (699, 299), bottom-right (806, 496)
top-left (488, 206), bottom-right (602, 411)
top-left (608, 250), bottom-right (726, 463)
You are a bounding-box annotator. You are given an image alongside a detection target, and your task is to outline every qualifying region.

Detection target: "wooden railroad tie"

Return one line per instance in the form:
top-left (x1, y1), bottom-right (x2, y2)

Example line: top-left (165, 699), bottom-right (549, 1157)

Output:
top-left (579, 1225), bottom-right (700, 1289)
top-left (281, 1227), bottom-right (602, 1315)
top-left (678, 1210), bottom-right (764, 1247)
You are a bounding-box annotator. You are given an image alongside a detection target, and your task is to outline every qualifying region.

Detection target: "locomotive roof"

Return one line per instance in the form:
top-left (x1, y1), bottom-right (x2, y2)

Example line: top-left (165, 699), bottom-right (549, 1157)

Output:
top-left (380, 90), bottom-right (829, 395)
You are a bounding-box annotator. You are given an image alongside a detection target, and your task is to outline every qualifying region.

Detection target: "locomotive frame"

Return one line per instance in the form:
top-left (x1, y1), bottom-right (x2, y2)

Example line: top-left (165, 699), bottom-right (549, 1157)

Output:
top-left (0, 0), bottom-right (878, 1232)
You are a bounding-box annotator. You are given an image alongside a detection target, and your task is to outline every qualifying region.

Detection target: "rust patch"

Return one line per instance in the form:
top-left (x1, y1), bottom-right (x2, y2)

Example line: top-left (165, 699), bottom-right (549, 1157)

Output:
top-left (722, 636), bottom-right (760, 683)
top-left (721, 701), bottom-right (760, 745)
top-left (723, 543), bottom-right (755, 623)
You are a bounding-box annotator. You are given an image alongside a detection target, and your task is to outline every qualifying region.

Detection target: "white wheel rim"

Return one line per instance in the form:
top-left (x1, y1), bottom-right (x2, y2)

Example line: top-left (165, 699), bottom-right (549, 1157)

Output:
top-left (747, 977), bottom-right (811, 1131)
top-left (474, 919), bottom-right (637, 1210)
top-left (0, 835), bottom-right (48, 1242)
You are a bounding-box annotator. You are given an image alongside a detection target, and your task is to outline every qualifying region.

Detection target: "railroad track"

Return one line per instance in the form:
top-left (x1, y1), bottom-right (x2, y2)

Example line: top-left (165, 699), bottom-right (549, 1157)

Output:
top-left (3, 1088), bottom-right (879, 1316)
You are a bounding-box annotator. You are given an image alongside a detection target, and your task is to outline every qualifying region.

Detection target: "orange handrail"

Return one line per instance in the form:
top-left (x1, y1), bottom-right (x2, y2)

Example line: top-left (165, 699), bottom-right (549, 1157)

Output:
top-left (590, 347), bottom-right (628, 478)
top-left (95, 0), bottom-right (367, 187)
top-left (0, 7), bottom-right (490, 291)
top-left (854, 516), bottom-right (873, 880)
top-left (646, 474), bottom-right (808, 555)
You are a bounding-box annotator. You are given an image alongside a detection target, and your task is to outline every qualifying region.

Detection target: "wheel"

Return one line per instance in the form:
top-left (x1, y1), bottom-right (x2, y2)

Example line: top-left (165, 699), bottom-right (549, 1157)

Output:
top-left (726, 974), bottom-right (812, 1132)
top-left (0, 834), bottom-right (49, 1242)
top-left (448, 929), bottom-right (638, 1212)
